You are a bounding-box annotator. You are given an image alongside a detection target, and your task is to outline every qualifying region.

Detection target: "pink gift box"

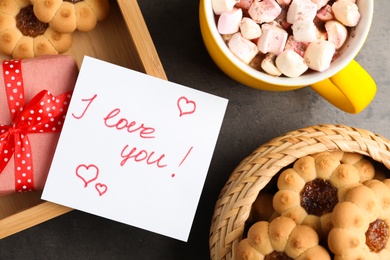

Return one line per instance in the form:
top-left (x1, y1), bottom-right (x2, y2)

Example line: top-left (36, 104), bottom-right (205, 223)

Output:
top-left (0, 55), bottom-right (79, 195)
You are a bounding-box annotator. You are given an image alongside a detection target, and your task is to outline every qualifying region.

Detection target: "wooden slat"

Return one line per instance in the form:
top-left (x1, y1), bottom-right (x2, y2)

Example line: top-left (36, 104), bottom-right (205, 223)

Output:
top-left (0, 202), bottom-right (73, 239)
top-left (117, 0), bottom-right (167, 80)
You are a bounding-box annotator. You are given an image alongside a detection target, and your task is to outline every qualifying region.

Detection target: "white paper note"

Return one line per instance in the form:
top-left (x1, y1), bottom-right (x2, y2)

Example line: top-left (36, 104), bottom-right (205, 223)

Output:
top-left (42, 56), bottom-right (228, 242)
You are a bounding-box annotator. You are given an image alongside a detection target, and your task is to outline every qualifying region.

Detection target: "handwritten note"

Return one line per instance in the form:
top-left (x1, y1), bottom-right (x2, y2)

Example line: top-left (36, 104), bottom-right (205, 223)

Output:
top-left (42, 56), bottom-right (228, 241)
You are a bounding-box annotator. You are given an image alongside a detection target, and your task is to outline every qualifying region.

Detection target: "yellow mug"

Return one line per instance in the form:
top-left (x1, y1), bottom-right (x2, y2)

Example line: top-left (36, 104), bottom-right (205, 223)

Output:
top-left (199, 0), bottom-right (375, 114)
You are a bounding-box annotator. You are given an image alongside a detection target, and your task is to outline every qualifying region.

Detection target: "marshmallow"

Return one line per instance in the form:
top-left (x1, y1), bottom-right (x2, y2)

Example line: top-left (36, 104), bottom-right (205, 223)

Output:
top-left (284, 35), bottom-right (309, 57)
top-left (228, 32), bottom-right (259, 64)
top-left (310, 0), bottom-right (329, 10)
top-left (240, 17), bottom-right (262, 40)
top-left (235, 0), bottom-right (253, 10)
top-left (291, 20), bottom-right (318, 42)
top-left (257, 23), bottom-right (288, 55)
top-left (217, 8), bottom-right (243, 35)
top-left (286, 0), bottom-right (317, 24)
top-left (261, 53), bottom-right (282, 76)
top-left (332, 0), bottom-right (361, 27)
top-left (276, 49), bottom-right (308, 77)
top-left (212, 0), bottom-right (240, 15)
top-left (248, 0), bottom-right (282, 24)
top-left (325, 20), bottom-right (348, 49)
top-left (304, 39), bottom-right (335, 71)
top-left (316, 4), bottom-right (335, 21)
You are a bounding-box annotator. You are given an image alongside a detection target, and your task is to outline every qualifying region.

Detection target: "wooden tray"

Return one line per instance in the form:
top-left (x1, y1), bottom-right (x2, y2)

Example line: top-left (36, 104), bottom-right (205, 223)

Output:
top-left (0, 0), bottom-right (167, 239)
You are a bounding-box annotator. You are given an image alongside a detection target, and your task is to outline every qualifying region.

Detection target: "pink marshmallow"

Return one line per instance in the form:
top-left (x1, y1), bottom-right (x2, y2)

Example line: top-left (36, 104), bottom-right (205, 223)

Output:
top-left (286, 0), bottom-right (317, 24)
top-left (284, 35), bottom-right (309, 57)
top-left (316, 4), bottom-right (335, 21)
top-left (217, 8), bottom-right (243, 34)
top-left (235, 0), bottom-right (253, 10)
top-left (228, 32), bottom-right (259, 63)
top-left (248, 0), bottom-right (282, 24)
top-left (257, 23), bottom-right (288, 55)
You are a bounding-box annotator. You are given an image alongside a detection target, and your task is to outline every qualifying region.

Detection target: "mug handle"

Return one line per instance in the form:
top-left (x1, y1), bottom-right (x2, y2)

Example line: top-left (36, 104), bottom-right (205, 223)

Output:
top-left (309, 60), bottom-right (376, 114)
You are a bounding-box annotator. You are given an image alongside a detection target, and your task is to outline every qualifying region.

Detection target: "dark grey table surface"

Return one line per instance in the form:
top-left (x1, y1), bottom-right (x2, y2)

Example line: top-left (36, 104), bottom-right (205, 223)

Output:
top-left (1, 1), bottom-right (389, 259)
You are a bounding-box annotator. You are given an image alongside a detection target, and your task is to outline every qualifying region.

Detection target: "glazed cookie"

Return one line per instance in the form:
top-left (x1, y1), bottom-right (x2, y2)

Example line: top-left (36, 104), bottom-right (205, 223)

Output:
top-left (31, 0), bottom-right (110, 33)
top-left (235, 216), bottom-right (331, 260)
top-left (273, 152), bottom-right (373, 239)
top-left (328, 180), bottom-right (390, 259)
top-left (0, 1), bottom-right (72, 58)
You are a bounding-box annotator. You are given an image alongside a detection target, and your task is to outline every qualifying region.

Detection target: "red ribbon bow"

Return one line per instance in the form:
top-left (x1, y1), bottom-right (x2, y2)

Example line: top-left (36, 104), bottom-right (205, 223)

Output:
top-left (0, 59), bottom-right (72, 192)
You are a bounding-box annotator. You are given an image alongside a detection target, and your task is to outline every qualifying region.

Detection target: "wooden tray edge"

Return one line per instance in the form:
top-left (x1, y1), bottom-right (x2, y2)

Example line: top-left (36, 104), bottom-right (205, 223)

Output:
top-left (0, 202), bottom-right (73, 239)
top-left (118, 0), bottom-right (167, 80)
top-left (0, 0), bottom-right (167, 239)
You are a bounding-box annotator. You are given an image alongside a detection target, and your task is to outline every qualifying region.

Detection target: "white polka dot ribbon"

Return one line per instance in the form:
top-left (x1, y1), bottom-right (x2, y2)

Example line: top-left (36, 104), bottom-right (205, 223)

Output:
top-left (0, 60), bottom-right (72, 192)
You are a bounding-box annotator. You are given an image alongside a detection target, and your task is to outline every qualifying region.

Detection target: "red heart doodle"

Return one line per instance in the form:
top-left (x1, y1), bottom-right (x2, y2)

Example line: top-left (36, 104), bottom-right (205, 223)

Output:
top-left (75, 164), bottom-right (99, 188)
top-left (95, 183), bottom-right (108, 196)
top-left (177, 96), bottom-right (196, 117)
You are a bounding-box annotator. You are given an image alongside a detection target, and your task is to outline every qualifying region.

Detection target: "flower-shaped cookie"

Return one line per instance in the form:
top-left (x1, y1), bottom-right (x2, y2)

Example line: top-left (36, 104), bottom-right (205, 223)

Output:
top-left (248, 193), bottom-right (276, 224)
top-left (328, 179), bottom-right (390, 259)
top-left (235, 216), bottom-right (331, 260)
top-left (272, 152), bottom-right (374, 239)
top-left (31, 0), bottom-right (110, 33)
top-left (0, 1), bottom-right (72, 58)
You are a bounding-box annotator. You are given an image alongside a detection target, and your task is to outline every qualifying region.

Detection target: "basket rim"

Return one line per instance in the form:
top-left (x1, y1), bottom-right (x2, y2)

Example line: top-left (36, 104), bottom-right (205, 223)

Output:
top-left (209, 124), bottom-right (390, 260)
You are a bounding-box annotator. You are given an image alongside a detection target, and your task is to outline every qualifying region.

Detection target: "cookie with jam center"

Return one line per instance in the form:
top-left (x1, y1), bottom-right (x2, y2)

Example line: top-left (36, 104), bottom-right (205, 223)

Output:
top-left (31, 0), bottom-right (110, 33)
top-left (0, 2), bottom-right (72, 58)
top-left (273, 151), bottom-right (375, 240)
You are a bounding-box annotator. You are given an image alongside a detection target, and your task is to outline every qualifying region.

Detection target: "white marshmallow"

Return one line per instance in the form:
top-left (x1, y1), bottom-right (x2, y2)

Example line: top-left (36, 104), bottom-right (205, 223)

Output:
top-left (217, 8), bottom-right (243, 34)
top-left (248, 0), bottom-right (282, 24)
top-left (310, 0), bottom-right (329, 10)
top-left (276, 49), bottom-right (308, 77)
top-left (291, 20), bottom-right (318, 42)
top-left (228, 32), bottom-right (259, 64)
top-left (332, 0), bottom-right (361, 27)
top-left (240, 17), bottom-right (262, 40)
top-left (212, 0), bottom-right (240, 15)
top-left (257, 23), bottom-right (288, 55)
top-left (304, 39), bottom-right (336, 71)
top-left (287, 0), bottom-right (317, 24)
top-left (325, 20), bottom-right (348, 49)
top-left (261, 53), bottom-right (282, 76)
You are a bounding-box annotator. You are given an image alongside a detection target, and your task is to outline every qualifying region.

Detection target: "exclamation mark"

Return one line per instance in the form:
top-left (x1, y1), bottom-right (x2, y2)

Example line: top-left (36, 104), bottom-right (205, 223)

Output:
top-left (172, 146), bottom-right (193, 178)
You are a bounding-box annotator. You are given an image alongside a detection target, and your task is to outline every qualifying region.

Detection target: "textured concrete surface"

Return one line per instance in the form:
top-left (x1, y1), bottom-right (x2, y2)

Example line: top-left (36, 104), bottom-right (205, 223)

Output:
top-left (1, 1), bottom-right (389, 259)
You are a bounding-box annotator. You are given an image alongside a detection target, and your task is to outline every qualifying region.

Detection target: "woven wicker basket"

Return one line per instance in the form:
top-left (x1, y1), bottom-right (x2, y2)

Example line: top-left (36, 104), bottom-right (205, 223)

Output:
top-left (209, 124), bottom-right (390, 260)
